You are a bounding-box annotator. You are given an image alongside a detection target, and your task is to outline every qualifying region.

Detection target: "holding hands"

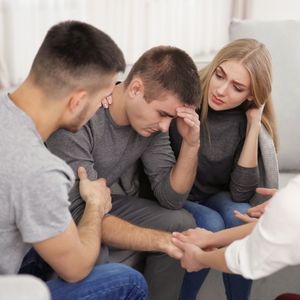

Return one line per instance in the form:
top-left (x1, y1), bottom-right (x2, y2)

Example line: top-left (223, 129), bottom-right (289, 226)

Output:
top-left (171, 236), bottom-right (207, 272)
top-left (172, 228), bottom-right (213, 249)
top-left (171, 228), bottom-right (214, 272)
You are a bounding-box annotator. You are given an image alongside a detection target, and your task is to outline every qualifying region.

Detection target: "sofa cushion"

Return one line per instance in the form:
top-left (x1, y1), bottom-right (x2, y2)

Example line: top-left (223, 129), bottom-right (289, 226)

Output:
top-left (229, 19), bottom-right (300, 172)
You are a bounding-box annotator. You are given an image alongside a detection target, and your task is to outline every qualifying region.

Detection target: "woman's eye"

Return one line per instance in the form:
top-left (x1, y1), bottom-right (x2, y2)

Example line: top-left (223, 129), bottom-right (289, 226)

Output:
top-left (215, 72), bottom-right (223, 79)
top-left (234, 86), bottom-right (243, 92)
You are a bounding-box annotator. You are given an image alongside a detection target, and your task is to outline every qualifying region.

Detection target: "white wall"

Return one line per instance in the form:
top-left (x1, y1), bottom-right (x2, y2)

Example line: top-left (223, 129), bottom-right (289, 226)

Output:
top-left (1, 0), bottom-right (300, 87)
top-left (0, 0), bottom-right (233, 86)
top-left (247, 0), bottom-right (300, 20)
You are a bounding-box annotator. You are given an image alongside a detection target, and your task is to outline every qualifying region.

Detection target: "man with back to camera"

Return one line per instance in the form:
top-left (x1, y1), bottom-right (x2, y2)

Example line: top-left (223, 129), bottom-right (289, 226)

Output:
top-left (47, 45), bottom-right (201, 300)
top-left (0, 20), bottom-right (148, 300)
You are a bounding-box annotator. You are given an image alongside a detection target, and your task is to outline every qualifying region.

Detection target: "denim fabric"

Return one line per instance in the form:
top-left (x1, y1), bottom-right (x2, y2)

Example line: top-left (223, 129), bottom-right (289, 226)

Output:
top-left (47, 263), bottom-right (148, 300)
top-left (180, 191), bottom-right (252, 300)
top-left (19, 249), bottom-right (147, 300)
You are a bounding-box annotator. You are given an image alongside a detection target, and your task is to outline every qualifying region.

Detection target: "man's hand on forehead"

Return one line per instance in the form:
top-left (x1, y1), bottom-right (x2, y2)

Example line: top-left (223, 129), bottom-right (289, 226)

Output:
top-left (176, 106), bottom-right (199, 128)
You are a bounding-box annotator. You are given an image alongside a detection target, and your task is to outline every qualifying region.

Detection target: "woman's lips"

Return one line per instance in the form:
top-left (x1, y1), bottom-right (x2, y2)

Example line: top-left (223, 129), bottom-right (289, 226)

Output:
top-left (212, 95), bottom-right (224, 105)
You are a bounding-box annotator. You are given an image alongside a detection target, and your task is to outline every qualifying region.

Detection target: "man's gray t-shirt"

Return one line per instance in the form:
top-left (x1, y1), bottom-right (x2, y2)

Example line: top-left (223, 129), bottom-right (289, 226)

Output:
top-left (0, 93), bottom-right (74, 274)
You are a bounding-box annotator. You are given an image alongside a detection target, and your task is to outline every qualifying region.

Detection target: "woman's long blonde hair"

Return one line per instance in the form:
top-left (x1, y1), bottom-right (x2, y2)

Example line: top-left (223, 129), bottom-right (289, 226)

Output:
top-left (199, 38), bottom-right (278, 151)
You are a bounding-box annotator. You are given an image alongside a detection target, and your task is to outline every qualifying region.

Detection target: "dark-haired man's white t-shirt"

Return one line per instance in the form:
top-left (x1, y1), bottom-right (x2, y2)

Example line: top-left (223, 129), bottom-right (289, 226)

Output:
top-left (0, 92), bottom-right (74, 274)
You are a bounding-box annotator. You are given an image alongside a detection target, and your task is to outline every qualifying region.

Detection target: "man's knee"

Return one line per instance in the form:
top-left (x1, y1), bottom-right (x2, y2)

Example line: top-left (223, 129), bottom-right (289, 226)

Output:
top-left (116, 264), bottom-right (148, 297)
top-left (159, 209), bottom-right (196, 232)
top-left (94, 263), bottom-right (148, 297)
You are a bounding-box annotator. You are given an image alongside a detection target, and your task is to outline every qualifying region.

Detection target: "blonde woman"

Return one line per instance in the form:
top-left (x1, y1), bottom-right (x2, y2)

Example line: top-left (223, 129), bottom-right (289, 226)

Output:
top-left (170, 38), bottom-right (278, 300)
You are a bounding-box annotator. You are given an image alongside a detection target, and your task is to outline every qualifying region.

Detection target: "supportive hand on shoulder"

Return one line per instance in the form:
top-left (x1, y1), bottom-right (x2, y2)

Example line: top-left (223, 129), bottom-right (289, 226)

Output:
top-left (100, 95), bottom-right (113, 109)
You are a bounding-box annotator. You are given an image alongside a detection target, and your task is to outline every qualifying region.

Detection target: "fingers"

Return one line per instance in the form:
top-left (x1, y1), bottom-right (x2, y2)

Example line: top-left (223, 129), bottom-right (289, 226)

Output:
top-left (247, 205), bottom-right (263, 215)
top-left (100, 95), bottom-right (112, 108)
top-left (247, 201), bottom-right (268, 217)
top-left (168, 245), bottom-right (183, 260)
top-left (107, 95), bottom-right (112, 105)
top-left (171, 236), bottom-right (186, 251)
top-left (176, 107), bottom-right (200, 128)
top-left (248, 211), bottom-right (263, 218)
top-left (256, 187), bottom-right (277, 196)
top-left (233, 210), bottom-right (257, 223)
top-left (97, 177), bottom-right (107, 186)
top-left (78, 166), bottom-right (88, 180)
top-left (172, 232), bottom-right (189, 243)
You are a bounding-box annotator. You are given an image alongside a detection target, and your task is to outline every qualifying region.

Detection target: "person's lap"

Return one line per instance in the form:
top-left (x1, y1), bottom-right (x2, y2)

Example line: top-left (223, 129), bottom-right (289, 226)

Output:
top-left (183, 200), bottom-right (225, 232)
top-left (111, 194), bottom-right (196, 231)
top-left (109, 194), bottom-right (196, 300)
top-left (204, 191), bottom-right (251, 228)
top-left (184, 191), bottom-right (251, 230)
top-left (19, 251), bottom-right (147, 300)
top-left (47, 263), bottom-right (147, 300)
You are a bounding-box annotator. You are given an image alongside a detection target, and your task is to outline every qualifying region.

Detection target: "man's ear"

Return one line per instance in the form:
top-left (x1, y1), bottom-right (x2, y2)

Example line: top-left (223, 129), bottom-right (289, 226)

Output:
top-left (67, 90), bottom-right (87, 113)
top-left (128, 78), bottom-right (144, 98)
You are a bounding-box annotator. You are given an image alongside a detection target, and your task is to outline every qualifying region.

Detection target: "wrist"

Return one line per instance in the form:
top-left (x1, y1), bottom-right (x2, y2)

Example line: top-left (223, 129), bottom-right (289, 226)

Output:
top-left (246, 122), bottom-right (261, 136)
top-left (181, 139), bottom-right (200, 150)
top-left (248, 120), bottom-right (261, 130)
top-left (155, 232), bottom-right (172, 252)
top-left (85, 200), bottom-right (106, 218)
top-left (204, 231), bottom-right (218, 249)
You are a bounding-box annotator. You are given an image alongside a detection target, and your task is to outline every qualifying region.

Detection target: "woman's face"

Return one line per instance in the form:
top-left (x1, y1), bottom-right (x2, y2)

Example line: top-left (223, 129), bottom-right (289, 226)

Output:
top-left (208, 60), bottom-right (253, 111)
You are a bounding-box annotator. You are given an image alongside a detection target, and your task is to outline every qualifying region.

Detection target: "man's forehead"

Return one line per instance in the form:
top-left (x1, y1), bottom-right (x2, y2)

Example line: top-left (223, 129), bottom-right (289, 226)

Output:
top-left (155, 97), bottom-right (184, 117)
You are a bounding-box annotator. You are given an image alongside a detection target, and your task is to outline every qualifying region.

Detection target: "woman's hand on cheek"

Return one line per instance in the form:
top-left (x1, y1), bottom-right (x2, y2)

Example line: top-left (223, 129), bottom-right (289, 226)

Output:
top-left (246, 103), bottom-right (264, 126)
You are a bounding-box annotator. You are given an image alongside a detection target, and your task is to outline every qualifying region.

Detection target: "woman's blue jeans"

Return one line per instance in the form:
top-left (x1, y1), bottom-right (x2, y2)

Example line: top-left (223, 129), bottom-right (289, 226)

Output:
top-left (181, 191), bottom-right (252, 300)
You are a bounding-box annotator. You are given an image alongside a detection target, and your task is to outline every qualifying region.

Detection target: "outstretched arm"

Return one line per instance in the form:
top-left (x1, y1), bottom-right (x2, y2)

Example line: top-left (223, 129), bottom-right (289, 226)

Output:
top-left (173, 176), bottom-right (300, 279)
top-left (173, 221), bottom-right (257, 250)
top-left (102, 215), bottom-right (182, 259)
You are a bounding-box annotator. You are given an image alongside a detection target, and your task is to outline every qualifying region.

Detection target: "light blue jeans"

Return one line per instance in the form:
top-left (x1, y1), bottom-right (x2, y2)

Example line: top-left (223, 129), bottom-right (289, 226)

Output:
top-left (181, 191), bottom-right (252, 300)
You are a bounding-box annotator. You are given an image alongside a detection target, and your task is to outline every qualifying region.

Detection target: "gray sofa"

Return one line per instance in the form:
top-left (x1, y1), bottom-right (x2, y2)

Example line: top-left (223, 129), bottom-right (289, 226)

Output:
top-left (197, 19), bottom-right (300, 300)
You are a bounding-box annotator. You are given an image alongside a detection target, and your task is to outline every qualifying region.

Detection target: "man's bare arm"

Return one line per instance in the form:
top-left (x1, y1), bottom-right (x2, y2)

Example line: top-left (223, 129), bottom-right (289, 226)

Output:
top-left (102, 215), bottom-right (182, 259)
top-left (34, 167), bottom-right (111, 283)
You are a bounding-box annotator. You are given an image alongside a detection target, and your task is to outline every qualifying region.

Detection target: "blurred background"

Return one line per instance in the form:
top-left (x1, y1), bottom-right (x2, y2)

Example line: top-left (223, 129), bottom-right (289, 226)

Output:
top-left (0, 0), bottom-right (299, 88)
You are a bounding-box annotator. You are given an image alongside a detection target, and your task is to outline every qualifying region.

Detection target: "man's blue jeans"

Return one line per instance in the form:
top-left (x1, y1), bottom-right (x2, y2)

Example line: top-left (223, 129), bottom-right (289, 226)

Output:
top-left (47, 263), bottom-right (148, 300)
top-left (19, 249), bottom-right (148, 300)
top-left (181, 191), bottom-right (252, 300)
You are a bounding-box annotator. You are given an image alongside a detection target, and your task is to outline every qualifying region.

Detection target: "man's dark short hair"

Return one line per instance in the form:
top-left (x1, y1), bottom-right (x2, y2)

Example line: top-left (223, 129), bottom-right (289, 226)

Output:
top-left (30, 20), bottom-right (125, 95)
top-left (124, 46), bottom-right (201, 106)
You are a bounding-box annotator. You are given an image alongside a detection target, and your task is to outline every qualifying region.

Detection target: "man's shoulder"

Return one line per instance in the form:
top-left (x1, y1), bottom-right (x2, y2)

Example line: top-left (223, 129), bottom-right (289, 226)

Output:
top-left (18, 142), bottom-right (74, 186)
top-left (47, 111), bottom-right (106, 150)
top-left (32, 148), bottom-right (74, 182)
